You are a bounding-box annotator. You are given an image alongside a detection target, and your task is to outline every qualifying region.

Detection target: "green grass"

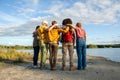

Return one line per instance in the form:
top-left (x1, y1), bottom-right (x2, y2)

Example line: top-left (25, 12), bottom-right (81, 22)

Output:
top-left (0, 47), bottom-right (33, 63)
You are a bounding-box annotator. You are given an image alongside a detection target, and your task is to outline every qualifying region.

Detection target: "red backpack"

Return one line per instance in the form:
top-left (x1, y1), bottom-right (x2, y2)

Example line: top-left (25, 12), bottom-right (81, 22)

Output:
top-left (62, 30), bottom-right (73, 42)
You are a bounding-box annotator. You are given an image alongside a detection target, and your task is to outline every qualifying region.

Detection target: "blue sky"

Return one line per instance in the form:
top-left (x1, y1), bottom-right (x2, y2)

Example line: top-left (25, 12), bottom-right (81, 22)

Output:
top-left (0, 0), bottom-right (120, 46)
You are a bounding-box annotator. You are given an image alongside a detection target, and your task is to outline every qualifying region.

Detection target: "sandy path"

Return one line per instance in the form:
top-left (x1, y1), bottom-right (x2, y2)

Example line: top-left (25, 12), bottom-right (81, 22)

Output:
top-left (0, 55), bottom-right (120, 80)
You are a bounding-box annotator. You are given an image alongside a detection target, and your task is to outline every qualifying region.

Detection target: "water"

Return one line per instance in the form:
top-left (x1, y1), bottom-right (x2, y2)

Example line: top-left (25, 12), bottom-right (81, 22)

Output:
top-left (18, 48), bottom-right (120, 62)
top-left (86, 48), bottom-right (120, 62)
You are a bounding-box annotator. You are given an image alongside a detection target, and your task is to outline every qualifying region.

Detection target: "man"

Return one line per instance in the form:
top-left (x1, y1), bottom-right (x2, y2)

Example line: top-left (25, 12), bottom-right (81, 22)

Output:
top-left (37, 21), bottom-right (49, 69)
top-left (48, 21), bottom-right (69, 70)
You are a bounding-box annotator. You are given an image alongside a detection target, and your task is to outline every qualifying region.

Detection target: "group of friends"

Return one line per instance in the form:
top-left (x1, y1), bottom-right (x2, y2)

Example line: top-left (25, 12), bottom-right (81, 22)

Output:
top-left (32, 18), bottom-right (86, 71)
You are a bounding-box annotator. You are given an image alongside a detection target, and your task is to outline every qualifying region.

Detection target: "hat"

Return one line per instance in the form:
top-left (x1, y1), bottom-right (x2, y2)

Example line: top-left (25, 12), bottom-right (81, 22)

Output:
top-left (42, 20), bottom-right (48, 25)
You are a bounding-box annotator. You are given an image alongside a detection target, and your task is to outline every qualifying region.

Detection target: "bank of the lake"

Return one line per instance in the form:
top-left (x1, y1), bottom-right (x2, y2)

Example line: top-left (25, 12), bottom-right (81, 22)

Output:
top-left (0, 54), bottom-right (120, 80)
top-left (18, 48), bottom-right (120, 62)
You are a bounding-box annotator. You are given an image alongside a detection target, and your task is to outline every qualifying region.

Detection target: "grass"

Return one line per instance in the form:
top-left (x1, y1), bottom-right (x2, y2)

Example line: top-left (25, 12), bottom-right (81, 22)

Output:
top-left (0, 47), bottom-right (33, 63)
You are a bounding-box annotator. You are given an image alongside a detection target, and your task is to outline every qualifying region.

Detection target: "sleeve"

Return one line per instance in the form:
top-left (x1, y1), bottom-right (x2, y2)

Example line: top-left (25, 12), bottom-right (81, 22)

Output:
top-left (58, 26), bottom-right (69, 33)
top-left (72, 29), bottom-right (76, 45)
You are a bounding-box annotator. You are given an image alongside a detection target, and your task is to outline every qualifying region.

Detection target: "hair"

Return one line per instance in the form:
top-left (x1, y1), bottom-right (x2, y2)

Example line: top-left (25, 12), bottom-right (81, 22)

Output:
top-left (62, 18), bottom-right (72, 25)
top-left (52, 21), bottom-right (57, 25)
top-left (76, 22), bottom-right (82, 28)
top-left (36, 25), bottom-right (40, 30)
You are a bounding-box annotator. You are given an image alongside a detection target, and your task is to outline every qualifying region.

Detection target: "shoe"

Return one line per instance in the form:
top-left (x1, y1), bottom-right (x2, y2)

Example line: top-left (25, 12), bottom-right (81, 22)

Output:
top-left (62, 65), bottom-right (66, 71)
top-left (40, 64), bottom-right (46, 69)
top-left (82, 67), bottom-right (86, 70)
top-left (51, 67), bottom-right (56, 71)
top-left (77, 67), bottom-right (82, 70)
top-left (69, 66), bottom-right (75, 71)
top-left (33, 65), bottom-right (38, 68)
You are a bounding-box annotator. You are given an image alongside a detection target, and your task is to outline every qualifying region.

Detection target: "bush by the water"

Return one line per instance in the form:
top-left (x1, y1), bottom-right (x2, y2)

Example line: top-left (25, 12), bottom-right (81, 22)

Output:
top-left (0, 48), bottom-right (33, 62)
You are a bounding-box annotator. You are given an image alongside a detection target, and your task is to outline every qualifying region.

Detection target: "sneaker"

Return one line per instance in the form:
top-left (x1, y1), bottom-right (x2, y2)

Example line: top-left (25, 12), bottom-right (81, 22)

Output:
top-left (33, 65), bottom-right (38, 68)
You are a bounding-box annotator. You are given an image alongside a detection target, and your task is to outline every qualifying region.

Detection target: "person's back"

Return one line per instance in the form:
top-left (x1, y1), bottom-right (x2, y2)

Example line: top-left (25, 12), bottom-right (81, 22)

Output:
top-left (33, 26), bottom-right (40, 68)
top-left (48, 28), bottom-right (60, 43)
top-left (75, 22), bottom-right (86, 70)
top-left (37, 21), bottom-right (49, 69)
top-left (37, 25), bottom-right (48, 43)
top-left (48, 21), bottom-right (70, 70)
top-left (61, 18), bottom-right (75, 71)
top-left (33, 31), bottom-right (39, 47)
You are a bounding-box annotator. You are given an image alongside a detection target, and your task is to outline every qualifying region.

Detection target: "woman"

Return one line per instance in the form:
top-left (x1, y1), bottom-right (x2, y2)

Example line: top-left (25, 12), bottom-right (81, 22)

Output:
top-left (68, 22), bottom-right (86, 70)
top-left (33, 26), bottom-right (40, 68)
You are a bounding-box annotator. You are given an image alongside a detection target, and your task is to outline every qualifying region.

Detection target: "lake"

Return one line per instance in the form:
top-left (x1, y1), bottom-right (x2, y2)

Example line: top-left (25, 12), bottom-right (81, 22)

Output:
top-left (18, 48), bottom-right (120, 62)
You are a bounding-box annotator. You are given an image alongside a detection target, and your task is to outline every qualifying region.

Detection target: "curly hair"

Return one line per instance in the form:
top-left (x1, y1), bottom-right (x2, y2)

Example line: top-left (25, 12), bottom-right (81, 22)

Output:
top-left (62, 18), bottom-right (72, 25)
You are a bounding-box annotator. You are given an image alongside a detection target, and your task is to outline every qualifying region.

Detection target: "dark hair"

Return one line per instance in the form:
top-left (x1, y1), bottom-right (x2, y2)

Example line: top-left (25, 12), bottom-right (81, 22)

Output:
top-left (36, 25), bottom-right (40, 30)
top-left (62, 18), bottom-right (72, 25)
top-left (52, 21), bottom-right (57, 25)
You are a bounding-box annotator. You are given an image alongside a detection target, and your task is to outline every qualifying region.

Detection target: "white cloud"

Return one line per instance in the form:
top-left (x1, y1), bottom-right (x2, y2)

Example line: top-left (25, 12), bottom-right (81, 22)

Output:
top-left (42, 2), bottom-right (63, 16)
top-left (0, 0), bottom-right (120, 38)
top-left (0, 11), bottom-right (23, 24)
top-left (31, 0), bottom-right (39, 6)
top-left (41, 0), bottom-right (120, 24)
top-left (18, 8), bottom-right (35, 17)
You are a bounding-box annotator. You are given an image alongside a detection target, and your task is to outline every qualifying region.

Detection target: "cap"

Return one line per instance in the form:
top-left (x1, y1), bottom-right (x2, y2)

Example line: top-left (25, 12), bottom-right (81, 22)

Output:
top-left (42, 20), bottom-right (48, 25)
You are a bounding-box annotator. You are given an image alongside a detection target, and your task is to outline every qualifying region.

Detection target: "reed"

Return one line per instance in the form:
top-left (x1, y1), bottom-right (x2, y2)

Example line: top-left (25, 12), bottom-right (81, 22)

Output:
top-left (0, 48), bottom-right (33, 62)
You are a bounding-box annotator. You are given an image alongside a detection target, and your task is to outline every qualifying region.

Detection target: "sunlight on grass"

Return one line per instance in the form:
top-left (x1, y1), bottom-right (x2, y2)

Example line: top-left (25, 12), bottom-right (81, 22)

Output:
top-left (0, 47), bottom-right (33, 62)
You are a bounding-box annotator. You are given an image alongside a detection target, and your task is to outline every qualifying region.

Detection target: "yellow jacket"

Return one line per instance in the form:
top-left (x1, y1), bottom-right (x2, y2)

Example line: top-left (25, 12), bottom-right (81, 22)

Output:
top-left (48, 27), bottom-right (69, 43)
top-left (37, 25), bottom-right (48, 43)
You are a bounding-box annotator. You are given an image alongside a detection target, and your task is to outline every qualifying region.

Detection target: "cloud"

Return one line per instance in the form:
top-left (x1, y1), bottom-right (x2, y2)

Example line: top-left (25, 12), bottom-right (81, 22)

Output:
top-left (18, 8), bottom-right (35, 17)
top-left (31, 0), bottom-right (39, 5)
top-left (41, 0), bottom-right (120, 24)
top-left (0, 11), bottom-right (23, 24)
top-left (0, 18), bottom-right (42, 36)
top-left (0, 0), bottom-right (120, 38)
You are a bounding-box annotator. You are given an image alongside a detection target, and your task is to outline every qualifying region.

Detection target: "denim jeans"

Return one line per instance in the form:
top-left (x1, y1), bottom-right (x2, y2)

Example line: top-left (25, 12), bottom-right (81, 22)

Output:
top-left (33, 46), bottom-right (40, 65)
top-left (76, 38), bottom-right (86, 69)
top-left (49, 43), bottom-right (58, 69)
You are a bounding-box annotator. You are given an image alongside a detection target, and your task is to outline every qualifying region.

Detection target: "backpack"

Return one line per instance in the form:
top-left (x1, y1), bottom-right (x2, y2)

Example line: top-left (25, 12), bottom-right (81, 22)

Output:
top-left (61, 30), bottom-right (73, 42)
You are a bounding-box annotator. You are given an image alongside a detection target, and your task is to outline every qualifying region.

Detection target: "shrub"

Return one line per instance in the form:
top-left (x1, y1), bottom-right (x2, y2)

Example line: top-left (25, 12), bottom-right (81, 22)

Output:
top-left (0, 48), bottom-right (33, 62)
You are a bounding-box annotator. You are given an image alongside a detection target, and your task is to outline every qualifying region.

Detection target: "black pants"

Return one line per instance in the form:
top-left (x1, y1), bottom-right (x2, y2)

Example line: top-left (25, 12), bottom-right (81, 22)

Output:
top-left (33, 46), bottom-right (40, 65)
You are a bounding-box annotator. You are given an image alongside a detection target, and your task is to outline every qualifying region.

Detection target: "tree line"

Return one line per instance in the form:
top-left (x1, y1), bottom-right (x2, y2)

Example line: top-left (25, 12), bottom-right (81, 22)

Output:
top-left (0, 44), bottom-right (120, 49)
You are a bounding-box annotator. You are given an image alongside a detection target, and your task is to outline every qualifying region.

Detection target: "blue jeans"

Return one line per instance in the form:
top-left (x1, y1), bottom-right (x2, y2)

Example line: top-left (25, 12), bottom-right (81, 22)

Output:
top-left (76, 38), bottom-right (86, 69)
top-left (33, 46), bottom-right (40, 65)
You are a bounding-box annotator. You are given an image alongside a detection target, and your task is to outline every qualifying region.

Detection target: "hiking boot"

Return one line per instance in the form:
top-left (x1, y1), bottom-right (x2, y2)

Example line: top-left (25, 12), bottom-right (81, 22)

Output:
top-left (69, 66), bottom-right (75, 71)
top-left (51, 67), bottom-right (56, 71)
top-left (62, 65), bottom-right (66, 71)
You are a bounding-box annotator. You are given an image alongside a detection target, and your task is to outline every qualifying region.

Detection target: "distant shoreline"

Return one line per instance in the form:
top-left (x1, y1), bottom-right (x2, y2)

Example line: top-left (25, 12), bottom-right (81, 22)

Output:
top-left (0, 44), bottom-right (120, 49)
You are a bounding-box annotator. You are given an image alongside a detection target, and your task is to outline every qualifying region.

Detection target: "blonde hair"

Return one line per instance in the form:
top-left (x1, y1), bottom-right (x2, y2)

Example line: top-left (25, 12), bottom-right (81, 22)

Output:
top-left (76, 22), bottom-right (82, 28)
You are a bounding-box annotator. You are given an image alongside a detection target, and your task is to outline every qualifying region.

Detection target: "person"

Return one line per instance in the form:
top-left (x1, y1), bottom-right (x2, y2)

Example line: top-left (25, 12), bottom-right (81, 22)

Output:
top-left (48, 21), bottom-right (69, 70)
top-left (69, 22), bottom-right (86, 70)
top-left (33, 26), bottom-right (40, 68)
top-left (61, 18), bottom-right (76, 71)
top-left (37, 21), bottom-right (49, 69)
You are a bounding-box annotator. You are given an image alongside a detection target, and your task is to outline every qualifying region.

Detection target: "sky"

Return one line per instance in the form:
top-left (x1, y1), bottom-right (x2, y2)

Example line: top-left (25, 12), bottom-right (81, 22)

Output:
top-left (0, 0), bottom-right (120, 46)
